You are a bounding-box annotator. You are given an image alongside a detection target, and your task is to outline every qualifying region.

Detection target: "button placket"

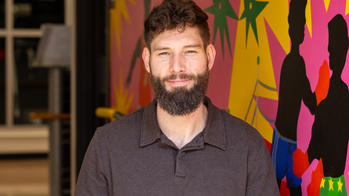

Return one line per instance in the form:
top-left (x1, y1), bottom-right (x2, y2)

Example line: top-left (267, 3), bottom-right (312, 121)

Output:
top-left (175, 151), bottom-right (186, 178)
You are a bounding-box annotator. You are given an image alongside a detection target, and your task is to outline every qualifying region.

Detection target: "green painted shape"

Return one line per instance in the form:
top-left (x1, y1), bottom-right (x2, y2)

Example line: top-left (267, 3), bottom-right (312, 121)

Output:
top-left (205, 0), bottom-right (238, 57)
top-left (320, 175), bottom-right (347, 196)
top-left (126, 0), bottom-right (151, 87)
top-left (145, 0), bottom-right (150, 18)
top-left (240, 0), bottom-right (268, 46)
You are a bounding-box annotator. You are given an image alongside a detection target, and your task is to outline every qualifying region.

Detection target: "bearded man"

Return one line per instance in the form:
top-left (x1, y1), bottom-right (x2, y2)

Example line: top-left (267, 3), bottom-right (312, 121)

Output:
top-left (75, 0), bottom-right (278, 195)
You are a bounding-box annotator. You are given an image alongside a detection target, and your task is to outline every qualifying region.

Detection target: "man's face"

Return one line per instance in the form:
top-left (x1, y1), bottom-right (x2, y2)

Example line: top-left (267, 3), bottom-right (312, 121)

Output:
top-left (142, 26), bottom-right (216, 115)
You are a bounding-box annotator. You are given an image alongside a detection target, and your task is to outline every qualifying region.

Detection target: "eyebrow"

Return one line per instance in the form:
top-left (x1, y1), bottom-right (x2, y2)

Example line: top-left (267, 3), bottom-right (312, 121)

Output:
top-left (153, 47), bottom-right (170, 52)
top-left (184, 44), bottom-right (202, 48)
top-left (153, 44), bottom-right (202, 52)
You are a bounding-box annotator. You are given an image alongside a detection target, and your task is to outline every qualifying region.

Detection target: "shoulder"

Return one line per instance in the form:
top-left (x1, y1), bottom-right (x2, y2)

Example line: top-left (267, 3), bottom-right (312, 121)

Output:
top-left (94, 107), bottom-right (145, 147)
top-left (215, 107), bottom-right (266, 151)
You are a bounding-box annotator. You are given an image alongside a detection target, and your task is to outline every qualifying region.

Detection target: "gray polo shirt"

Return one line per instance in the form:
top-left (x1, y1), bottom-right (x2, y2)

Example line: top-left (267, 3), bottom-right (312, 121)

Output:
top-left (75, 98), bottom-right (279, 196)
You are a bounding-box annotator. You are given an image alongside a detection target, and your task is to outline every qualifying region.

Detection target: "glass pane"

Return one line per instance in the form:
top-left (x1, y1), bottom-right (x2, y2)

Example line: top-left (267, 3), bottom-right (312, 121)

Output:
top-left (0, 0), bottom-right (4, 28)
top-left (14, 38), bottom-right (48, 124)
top-left (0, 38), bottom-right (4, 124)
top-left (14, 0), bottom-right (64, 29)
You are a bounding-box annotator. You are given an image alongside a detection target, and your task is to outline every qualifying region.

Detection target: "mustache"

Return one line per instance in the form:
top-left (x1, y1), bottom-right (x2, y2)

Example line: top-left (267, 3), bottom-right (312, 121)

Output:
top-left (162, 73), bottom-right (196, 81)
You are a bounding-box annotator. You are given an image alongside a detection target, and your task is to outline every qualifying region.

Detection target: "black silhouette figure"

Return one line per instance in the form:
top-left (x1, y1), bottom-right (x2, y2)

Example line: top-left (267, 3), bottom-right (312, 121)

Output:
top-left (308, 14), bottom-right (349, 178)
top-left (271, 0), bottom-right (316, 195)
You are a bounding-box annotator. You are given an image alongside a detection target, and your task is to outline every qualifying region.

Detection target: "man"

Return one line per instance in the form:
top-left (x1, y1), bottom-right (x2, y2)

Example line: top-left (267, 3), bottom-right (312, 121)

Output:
top-left (75, 0), bottom-right (278, 195)
top-left (271, 0), bottom-right (316, 195)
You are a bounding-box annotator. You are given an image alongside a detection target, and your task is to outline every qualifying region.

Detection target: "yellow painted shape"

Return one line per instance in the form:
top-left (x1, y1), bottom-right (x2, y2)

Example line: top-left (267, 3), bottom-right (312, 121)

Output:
top-left (255, 106), bottom-right (274, 142)
top-left (110, 0), bottom-right (135, 56)
top-left (306, 0), bottom-right (313, 37)
top-left (338, 178), bottom-right (343, 192)
top-left (114, 74), bottom-right (134, 116)
top-left (263, 0), bottom-right (290, 54)
top-left (324, 0), bottom-right (331, 12)
top-left (329, 179), bottom-right (334, 191)
top-left (346, 0), bottom-right (349, 15)
top-left (244, 99), bottom-right (274, 142)
top-left (320, 178), bottom-right (325, 188)
top-left (229, 0), bottom-right (279, 142)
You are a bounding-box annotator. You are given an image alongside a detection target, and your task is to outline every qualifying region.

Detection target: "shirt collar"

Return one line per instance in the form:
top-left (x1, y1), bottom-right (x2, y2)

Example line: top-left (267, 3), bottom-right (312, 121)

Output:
top-left (140, 99), bottom-right (161, 147)
top-left (202, 97), bottom-right (226, 150)
top-left (140, 97), bottom-right (226, 151)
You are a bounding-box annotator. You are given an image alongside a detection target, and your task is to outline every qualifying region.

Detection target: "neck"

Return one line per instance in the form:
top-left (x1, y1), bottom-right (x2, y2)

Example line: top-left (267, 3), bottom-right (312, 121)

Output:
top-left (157, 102), bottom-right (208, 149)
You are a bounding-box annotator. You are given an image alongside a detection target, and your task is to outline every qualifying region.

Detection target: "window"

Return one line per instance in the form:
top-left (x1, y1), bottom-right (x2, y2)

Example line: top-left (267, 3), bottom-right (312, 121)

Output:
top-left (14, 0), bottom-right (64, 28)
top-left (14, 38), bottom-right (48, 124)
top-left (1, 0), bottom-right (65, 126)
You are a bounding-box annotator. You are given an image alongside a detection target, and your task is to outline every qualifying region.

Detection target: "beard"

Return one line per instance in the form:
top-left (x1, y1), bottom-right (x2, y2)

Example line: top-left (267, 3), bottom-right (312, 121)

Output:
top-left (150, 68), bottom-right (209, 116)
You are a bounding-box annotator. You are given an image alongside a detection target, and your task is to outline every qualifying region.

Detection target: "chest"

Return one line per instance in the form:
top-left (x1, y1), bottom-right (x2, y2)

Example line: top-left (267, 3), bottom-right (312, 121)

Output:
top-left (108, 144), bottom-right (247, 196)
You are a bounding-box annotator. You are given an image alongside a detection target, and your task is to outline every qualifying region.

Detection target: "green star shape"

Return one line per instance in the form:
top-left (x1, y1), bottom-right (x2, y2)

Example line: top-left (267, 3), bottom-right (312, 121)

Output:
top-left (205, 0), bottom-right (238, 57)
top-left (240, 0), bottom-right (268, 46)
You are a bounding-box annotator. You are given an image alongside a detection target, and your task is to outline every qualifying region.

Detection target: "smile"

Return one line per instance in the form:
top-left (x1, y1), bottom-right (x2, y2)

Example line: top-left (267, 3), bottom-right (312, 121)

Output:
top-left (166, 78), bottom-right (193, 87)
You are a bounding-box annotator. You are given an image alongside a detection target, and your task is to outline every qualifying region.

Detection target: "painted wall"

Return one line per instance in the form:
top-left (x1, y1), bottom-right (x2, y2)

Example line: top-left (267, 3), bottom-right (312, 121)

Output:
top-left (110, 0), bottom-right (349, 195)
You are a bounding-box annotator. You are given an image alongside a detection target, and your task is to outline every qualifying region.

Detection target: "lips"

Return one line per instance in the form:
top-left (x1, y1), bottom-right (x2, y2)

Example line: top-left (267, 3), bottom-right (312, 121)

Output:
top-left (166, 78), bottom-right (192, 86)
top-left (162, 74), bottom-right (196, 87)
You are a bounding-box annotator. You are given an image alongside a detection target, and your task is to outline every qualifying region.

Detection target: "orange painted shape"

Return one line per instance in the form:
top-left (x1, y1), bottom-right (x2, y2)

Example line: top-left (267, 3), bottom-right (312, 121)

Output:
top-left (293, 148), bottom-right (310, 178)
top-left (307, 159), bottom-right (324, 196)
top-left (315, 60), bottom-right (330, 105)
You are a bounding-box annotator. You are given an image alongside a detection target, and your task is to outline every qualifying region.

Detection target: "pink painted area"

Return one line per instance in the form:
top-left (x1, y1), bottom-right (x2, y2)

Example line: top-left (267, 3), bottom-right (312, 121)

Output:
top-left (301, 0), bottom-right (349, 90)
top-left (297, 101), bottom-right (314, 152)
top-left (301, 0), bottom-right (328, 89)
top-left (201, 1), bottom-right (240, 110)
top-left (301, 159), bottom-right (319, 196)
top-left (264, 19), bottom-right (287, 91)
top-left (297, 0), bottom-right (349, 156)
top-left (256, 97), bottom-right (278, 124)
top-left (110, 1), bottom-right (145, 109)
top-left (295, 0), bottom-right (349, 192)
top-left (110, 31), bottom-right (117, 109)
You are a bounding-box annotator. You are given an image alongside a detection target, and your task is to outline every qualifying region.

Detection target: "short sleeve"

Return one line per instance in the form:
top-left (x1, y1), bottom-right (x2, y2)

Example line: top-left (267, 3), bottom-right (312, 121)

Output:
top-left (75, 129), bottom-right (110, 196)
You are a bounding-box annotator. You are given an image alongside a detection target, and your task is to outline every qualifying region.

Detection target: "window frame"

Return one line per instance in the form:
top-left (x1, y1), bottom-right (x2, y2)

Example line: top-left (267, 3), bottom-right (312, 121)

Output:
top-left (0, 0), bottom-right (74, 129)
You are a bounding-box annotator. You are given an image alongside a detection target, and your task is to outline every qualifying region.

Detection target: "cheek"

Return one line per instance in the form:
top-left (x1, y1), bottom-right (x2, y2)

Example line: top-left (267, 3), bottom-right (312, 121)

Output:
top-left (150, 58), bottom-right (170, 74)
top-left (187, 57), bottom-right (208, 71)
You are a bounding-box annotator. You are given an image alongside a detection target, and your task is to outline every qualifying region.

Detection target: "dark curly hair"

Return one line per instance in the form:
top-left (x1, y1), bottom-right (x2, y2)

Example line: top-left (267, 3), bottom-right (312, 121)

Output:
top-left (144, 0), bottom-right (210, 50)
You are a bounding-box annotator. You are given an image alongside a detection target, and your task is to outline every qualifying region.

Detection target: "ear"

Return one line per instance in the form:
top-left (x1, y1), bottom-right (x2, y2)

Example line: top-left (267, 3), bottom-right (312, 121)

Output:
top-left (206, 44), bottom-right (216, 71)
top-left (142, 47), bottom-right (151, 73)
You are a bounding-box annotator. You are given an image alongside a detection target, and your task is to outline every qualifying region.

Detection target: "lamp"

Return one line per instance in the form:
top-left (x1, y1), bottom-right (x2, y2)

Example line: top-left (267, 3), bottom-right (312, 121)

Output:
top-left (33, 24), bottom-right (71, 196)
top-left (33, 24), bottom-right (71, 67)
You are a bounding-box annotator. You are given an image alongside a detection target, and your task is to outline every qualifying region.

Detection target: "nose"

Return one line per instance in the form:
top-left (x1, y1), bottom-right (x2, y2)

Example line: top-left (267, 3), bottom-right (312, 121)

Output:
top-left (170, 53), bottom-right (186, 73)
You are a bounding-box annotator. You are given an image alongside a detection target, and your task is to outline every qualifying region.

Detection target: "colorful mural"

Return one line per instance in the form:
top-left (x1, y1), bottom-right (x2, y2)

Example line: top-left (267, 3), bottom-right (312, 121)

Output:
top-left (110, 0), bottom-right (349, 195)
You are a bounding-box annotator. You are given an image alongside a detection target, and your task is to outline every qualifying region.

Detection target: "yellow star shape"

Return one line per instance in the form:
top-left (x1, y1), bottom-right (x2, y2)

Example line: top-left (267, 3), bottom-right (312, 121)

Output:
top-left (320, 178), bottom-right (325, 188)
top-left (114, 75), bottom-right (133, 115)
top-left (329, 179), bottom-right (334, 191)
top-left (338, 178), bottom-right (343, 192)
top-left (110, 0), bottom-right (135, 56)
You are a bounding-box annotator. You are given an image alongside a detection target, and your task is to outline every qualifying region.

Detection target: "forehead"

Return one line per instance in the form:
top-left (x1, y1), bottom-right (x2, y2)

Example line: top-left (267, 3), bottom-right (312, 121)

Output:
top-left (150, 27), bottom-right (204, 50)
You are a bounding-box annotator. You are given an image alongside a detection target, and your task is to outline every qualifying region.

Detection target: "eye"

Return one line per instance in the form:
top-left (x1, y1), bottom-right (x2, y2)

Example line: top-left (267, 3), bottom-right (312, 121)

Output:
top-left (158, 52), bottom-right (169, 56)
top-left (185, 50), bottom-right (197, 55)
